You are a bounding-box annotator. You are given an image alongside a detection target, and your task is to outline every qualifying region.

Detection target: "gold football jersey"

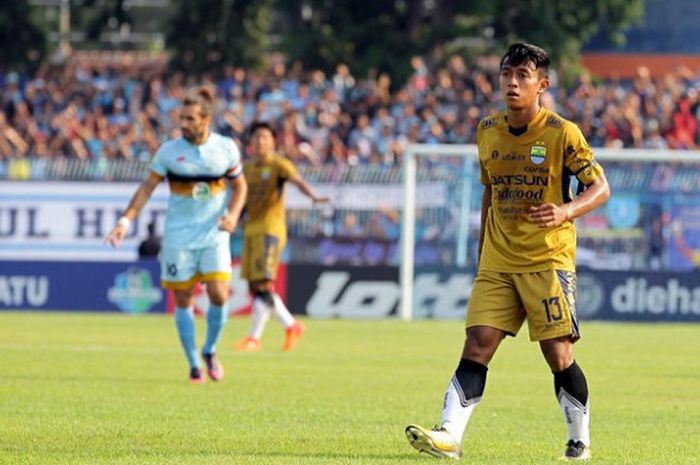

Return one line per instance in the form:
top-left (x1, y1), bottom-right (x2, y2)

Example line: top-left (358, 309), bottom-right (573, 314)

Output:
top-left (243, 153), bottom-right (298, 238)
top-left (477, 107), bottom-right (604, 272)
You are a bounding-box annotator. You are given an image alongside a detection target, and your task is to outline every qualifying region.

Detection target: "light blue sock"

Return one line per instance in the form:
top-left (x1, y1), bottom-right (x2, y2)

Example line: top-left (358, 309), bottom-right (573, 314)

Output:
top-left (175, 307), bottom-right (199, 369)
top-left (202, 304), bottom-right (228, 355)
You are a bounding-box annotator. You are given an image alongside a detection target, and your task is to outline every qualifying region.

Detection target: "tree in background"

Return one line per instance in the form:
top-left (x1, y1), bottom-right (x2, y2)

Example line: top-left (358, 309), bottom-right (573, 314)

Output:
top-left (484, 0), bottom-right (644, 82)
top-left (168, 0), bottom-right (273, 74)
top-left (3, 0), bottom-right (644, 82)
top-left (275, 0), bottom-right (497, 85)
top-left (78, 0), bottom-right (134, 45)
top-left (275, 0), bottom-right (643, 84)
top-left (276, 0), bottom-right (425, 85)
top-left (0, 1), bottom-right (47, 72)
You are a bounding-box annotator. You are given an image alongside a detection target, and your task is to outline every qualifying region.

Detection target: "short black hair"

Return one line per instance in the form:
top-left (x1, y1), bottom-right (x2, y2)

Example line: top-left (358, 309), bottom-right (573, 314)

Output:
top-left (500, 43), bottom-right (550, 76)
top-left (248, 121), bottom-right (276, 139)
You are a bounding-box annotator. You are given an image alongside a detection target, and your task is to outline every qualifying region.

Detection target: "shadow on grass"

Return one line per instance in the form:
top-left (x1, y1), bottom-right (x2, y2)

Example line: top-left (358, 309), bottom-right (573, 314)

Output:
top-left (3, 373), bottom-right (183, 384)
top-left (0, 446), bottom-right (429, 463)
top-left (232, 451), bottom-right (429, 461)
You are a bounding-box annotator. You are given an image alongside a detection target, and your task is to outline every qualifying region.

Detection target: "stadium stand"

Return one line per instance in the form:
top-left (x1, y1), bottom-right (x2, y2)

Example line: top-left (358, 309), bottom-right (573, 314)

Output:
top-left (3, 52), bottom-right (700, 274)
top-left (2, 51), bottom-right (700, 165)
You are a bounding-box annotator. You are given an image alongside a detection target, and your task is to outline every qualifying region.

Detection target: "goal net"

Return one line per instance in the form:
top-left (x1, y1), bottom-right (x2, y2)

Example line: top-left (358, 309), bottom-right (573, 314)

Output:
top-left (400, 144), bottom-right (480, 321)
top-left (399, 144), bottom-right (700, 321)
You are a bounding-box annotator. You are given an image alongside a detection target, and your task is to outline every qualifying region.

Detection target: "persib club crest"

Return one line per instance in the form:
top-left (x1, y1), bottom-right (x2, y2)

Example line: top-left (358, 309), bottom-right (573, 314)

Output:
top-left (107, 267), bottom-right (163, 314)
top-left (530, 143), bottom-right (547, 165)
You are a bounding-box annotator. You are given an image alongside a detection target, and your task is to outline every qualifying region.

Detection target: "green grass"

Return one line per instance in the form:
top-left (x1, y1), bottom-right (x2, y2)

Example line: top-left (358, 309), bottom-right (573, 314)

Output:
top-left (0, 312), bottom-right (698, 465)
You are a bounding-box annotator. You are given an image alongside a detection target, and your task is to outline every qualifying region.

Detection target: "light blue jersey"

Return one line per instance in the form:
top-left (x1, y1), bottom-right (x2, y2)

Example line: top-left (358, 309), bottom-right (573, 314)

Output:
top-left (150, 132), bottom-right (242, 250)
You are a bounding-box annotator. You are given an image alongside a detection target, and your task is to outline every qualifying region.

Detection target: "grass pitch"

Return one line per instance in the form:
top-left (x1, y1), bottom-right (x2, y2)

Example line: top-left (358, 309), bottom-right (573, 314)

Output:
top-left (0, 312), bottom-right (698, 465)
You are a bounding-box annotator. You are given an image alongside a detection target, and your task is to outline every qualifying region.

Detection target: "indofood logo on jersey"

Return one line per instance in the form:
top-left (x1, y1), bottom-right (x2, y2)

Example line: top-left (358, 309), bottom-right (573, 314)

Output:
top-left (107, 267), bottom-right (163, 314)
top-left (530, 143), bottom-right (547, 165)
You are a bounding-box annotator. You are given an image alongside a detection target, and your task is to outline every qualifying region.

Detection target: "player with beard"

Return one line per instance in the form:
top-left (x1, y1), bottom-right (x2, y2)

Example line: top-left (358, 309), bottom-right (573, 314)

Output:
top-left (106, 86), bottom-right (247, 383)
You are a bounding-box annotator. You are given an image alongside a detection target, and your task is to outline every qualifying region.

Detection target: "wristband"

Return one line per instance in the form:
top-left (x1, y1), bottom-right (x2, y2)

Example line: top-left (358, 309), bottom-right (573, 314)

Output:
top-left (118, 216), bottom-right (131, 229)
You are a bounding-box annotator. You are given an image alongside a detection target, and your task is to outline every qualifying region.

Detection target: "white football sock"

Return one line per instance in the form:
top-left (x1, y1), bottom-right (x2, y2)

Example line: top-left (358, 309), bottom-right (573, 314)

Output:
top-left (248, 297), bottom-right (272, 340)
top-left (271, 292), bottom-right (295, 328)
top-left (440, 375), bottom-right (481, 443)
top-left (558, 388), bottom-right (591, 446)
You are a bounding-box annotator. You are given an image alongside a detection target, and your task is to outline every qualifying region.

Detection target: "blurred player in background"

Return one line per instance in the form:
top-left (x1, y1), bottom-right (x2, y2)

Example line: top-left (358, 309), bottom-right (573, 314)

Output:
top-left (138, 221), bottom-right (161, 259)
top-left (405, 43), bottom-right (610, 460)
top-left (234, 121), bottom-right (328, 352)
top-left (105, 86), bottom-right (247, 383)
top-left (672, 220), bottom-right (700, 268)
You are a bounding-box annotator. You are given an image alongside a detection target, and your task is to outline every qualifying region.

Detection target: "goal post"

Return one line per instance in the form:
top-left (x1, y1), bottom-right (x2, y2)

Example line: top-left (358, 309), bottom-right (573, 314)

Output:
top-left (399, 143), bottom-right (700, 322)
top-left (400, 143), bottom-right (479, 321)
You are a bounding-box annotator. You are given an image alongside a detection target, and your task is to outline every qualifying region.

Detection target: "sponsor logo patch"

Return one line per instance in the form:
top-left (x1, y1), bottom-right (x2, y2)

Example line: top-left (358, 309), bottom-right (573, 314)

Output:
top-left (530, 143), bottom-right (547, 165)
top-left (192, 182), bottom-right (212, 200)
top-left (481, 117), bottom-right (498, 129)
top-left (546, 116), bottom-right (562, 128)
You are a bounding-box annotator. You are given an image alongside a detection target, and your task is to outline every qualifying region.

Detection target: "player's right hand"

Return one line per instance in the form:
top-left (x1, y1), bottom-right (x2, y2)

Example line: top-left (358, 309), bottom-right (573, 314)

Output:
top-left (104, 225), bottom-right (127, 248)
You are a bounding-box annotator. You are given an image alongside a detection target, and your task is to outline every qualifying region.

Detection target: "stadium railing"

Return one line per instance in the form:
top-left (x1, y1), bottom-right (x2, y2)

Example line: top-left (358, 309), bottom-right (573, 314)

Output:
top-left (3, 151), bottom-right (700, 274)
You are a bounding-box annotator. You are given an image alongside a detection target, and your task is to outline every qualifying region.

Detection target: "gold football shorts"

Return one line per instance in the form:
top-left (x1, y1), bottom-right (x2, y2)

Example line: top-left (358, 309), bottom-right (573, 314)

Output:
top-left (466, 269), bottom-right (580, 342)
top-left (241, 233), bottom-right (285, 282)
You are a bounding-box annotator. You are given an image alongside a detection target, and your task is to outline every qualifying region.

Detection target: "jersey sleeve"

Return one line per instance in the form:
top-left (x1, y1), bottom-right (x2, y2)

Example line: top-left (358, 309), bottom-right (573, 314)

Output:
top-left (225, 138), bottom-right (243, 179)
top-left (149, 143), bottom-right (169, 177)
top-left (563, 122), bottom-right (604, 185)
top-left (277, 157), bottom-right (299, 181)
top-left (476, 121), bottom-right (491, 186)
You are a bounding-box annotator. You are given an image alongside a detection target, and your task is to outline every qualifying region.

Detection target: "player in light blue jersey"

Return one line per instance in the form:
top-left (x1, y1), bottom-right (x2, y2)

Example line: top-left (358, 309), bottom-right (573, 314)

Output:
top-left (105, 86), bottom-right (247, 383)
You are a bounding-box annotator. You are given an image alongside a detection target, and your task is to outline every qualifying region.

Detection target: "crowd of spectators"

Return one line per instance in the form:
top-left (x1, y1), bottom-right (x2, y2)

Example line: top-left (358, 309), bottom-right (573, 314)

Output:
top-left (3, 51), bottom-right (697, 271)
top-left (3, 50), bottom-right (700, 164)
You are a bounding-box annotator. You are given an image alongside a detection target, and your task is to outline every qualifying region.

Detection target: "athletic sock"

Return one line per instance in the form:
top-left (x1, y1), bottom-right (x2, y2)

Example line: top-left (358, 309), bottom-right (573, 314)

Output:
top-left (202, 303), bottom-right (228, 355)
top-left (554, 360), bottom-right (591, 446)
top-left (441, 358), bottom-right (488, 443)
top-left (175, 306), bottom-right (199, 369)
top-left (249, 295), bottom-right (272, 340)
top-left (271, 292), bottom-right (295, 328)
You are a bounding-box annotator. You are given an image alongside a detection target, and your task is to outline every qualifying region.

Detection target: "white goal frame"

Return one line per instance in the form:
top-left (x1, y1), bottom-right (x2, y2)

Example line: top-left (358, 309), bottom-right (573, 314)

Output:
top-left (399, 143), bottom-right (700, 321)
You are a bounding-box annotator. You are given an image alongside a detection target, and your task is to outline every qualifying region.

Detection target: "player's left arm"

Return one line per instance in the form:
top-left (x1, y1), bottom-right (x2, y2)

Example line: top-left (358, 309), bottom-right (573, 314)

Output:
top-left (280, 158), bottom-right (329, 204)
top-left (529, 175), bottom-right (610, 228)
top-left (288, 174), bottom-right (330, 204)
top-left (529, 123), bottom-right (611, 228)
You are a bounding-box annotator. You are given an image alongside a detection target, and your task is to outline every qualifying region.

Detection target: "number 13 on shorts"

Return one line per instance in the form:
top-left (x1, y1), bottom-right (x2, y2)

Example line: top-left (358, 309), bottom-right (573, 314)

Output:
top-left (523, 270), bottom-right (579, 341)
top-left (466, 270), bottom-right (580, 342)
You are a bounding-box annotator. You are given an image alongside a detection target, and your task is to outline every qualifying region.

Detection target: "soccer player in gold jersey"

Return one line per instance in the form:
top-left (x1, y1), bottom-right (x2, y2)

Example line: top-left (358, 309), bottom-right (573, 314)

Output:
top-left (234, 122), bottom-right (329, 352)
top-left (406, 43), bottom-right (610, 461)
